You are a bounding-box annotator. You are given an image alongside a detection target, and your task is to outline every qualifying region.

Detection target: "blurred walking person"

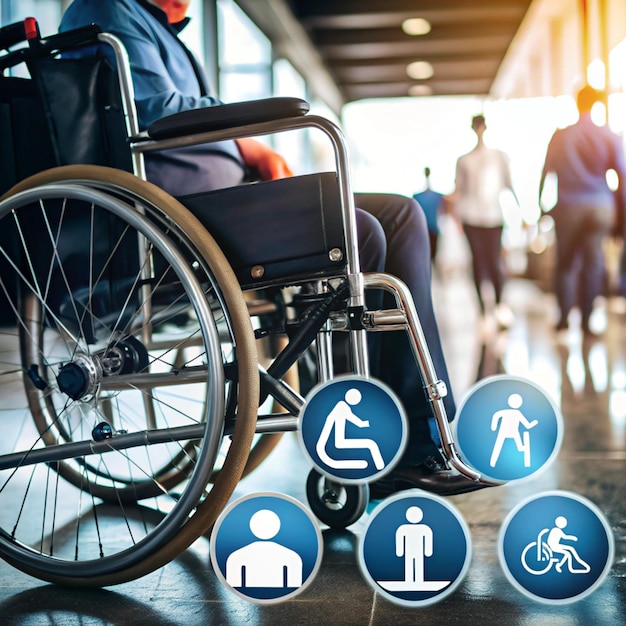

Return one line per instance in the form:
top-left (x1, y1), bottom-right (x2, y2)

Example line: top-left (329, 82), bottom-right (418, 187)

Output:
top-left (454, 114), bottom-right (519, 328)
top-left (539, 85), bottom-right (626, 336)
top-left (413, 166), bottom-right (444, 264)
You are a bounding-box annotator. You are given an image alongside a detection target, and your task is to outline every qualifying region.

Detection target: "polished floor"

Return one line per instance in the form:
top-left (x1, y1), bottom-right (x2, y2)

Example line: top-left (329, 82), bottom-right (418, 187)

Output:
top-left (1, 239), bottom-right (625, 625)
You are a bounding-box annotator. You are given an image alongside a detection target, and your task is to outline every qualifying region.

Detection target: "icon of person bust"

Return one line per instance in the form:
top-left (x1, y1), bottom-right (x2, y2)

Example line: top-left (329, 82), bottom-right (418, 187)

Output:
top-left (225, 509), bottom-right (303, 589)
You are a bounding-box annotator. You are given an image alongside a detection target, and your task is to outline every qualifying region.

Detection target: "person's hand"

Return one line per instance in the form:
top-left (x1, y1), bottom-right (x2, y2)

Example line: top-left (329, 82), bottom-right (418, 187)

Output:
top-left (236, 137), bottom-right (294, 180)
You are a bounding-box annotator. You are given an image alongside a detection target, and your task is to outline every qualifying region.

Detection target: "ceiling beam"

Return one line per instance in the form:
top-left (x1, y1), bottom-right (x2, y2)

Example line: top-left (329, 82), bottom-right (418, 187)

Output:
top-left (331, 52), bottom-right (502, 68)
top-left (310, 22), bottom-right (522, 45)
top-left (334, 59), bottom-right (500, 83)
top-left (294, 1), bottom-right (530, 29)
top-left (318, 36), bottom-right (514, 60)
top-left (344, 78), bottom-right (493, 99)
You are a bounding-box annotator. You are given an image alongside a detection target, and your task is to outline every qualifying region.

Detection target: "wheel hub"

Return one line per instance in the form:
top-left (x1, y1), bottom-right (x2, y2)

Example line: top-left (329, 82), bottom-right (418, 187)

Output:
top-left (56, 355), bottom-right (101, 401)
top-left (56, 336), bottom-right (149, 401)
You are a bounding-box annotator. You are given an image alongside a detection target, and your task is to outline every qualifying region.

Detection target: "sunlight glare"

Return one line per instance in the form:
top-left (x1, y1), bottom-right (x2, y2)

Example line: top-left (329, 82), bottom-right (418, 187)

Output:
top-left (555, 95), bottom-right (577, 129)
top-left (606, 169), bottom-right (619, 191)
top-left (590, 101), bottom-right (607, 126)
top-left (587, 58), bottom-right (606, 90)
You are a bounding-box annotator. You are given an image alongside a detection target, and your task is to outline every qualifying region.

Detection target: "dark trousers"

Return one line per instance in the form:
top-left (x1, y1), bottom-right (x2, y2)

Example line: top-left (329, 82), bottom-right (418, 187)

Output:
top-left (552, 201), bottom-right (613, 326)
top-left (354, 194), bottom-right (454, 466)
top-left (462, 223), bottom-right (505, 311)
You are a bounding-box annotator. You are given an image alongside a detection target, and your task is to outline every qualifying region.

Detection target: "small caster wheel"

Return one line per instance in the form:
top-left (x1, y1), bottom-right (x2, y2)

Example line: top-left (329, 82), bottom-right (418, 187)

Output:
top-left (305, 468), bottom-right (369, 529)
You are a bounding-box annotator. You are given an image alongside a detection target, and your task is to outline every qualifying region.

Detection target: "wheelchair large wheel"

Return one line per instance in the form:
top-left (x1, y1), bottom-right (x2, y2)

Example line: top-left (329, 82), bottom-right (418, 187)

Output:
top-left (0, 166), bottom-right (258, 585)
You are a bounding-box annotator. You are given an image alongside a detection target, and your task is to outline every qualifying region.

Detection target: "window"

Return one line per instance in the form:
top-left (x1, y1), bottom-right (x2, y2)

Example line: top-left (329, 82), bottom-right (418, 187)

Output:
top-left (272, 58), bottom-right (311, 170)
top-left (1, 0), bottom-right (63, 76)
top-left (178, 0), bottom-right (205, 63)
top-left (1, 0), bottom-right (61, 36)
top-left (217, 0), bottom-right (271, 103)
top-left (216, 1), bottom-right (316, 172)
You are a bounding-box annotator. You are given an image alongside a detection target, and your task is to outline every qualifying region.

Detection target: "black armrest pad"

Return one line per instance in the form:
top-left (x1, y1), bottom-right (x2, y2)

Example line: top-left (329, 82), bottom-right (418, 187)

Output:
top-left (147, 97), bottom-right (310, 140)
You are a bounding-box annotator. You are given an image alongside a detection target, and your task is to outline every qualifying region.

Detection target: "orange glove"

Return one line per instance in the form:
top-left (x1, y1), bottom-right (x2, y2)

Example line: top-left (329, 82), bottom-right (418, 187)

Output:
top-left (236, 138), bottom-right (294, 180)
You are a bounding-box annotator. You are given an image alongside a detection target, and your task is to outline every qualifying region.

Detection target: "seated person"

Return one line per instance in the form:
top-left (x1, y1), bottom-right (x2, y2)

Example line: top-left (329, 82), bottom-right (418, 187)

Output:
top-left (60, 0), bottom-right (482, 496)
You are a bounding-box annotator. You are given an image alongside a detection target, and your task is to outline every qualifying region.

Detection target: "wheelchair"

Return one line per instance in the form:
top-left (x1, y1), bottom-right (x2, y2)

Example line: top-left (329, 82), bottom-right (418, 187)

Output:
top-left (0, 19), bottom-right (495, 587)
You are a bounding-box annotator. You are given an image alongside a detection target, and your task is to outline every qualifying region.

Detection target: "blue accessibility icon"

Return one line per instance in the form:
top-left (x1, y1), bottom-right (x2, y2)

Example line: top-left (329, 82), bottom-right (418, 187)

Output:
top-left (498, 490), bottom-right (614, 604)
top-left (298, 375), bottom-right (408, 482)
top-left (358, 491), bottom-right (471, 607)
top-left (454, 374), bottom-right (563, 482)
top-left (210, 492), bottom-right (323, 604)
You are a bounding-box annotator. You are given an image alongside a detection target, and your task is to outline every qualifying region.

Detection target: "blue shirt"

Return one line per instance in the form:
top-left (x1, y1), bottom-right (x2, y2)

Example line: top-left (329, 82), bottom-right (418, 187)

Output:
top-left (542, 114), bottom-right (626, 207)
top-left (413, 188), bottom-right (442, 233)
top-left (60, 0), bottom-right (245, 195)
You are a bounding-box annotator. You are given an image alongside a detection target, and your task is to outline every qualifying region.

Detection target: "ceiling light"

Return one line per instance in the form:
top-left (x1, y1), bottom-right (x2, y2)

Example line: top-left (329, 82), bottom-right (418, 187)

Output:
top-left (408, 84), bottom-right (433, 97)
top-left (402, 18), bottom-right (431, 36)
top-left (406, 61), bottom-right (434, 80)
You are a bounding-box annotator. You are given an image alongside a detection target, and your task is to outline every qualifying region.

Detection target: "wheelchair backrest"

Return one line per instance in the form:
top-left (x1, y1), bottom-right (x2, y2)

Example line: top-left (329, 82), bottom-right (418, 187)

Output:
top-left (0, 21), bottom-right (136, 324)
top-left (0, 74), bottom-right (57, 195)
top-left (0, 19), bottom-right (349, 296)
top-left (0, 21), bottom-right (132, 196)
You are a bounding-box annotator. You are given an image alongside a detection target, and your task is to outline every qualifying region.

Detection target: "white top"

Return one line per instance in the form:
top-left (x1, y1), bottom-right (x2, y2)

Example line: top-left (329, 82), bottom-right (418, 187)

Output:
top-left (455, 144), bottom-right (513, 227)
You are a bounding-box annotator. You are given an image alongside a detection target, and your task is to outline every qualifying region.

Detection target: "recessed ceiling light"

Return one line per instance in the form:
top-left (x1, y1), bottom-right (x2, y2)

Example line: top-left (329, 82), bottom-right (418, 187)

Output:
top-left (408, 84), bottom-right (433, 97)
top-left (406, 61), bottom-right (434, 80)
top-left (402, 18), bottom-right (431, 36)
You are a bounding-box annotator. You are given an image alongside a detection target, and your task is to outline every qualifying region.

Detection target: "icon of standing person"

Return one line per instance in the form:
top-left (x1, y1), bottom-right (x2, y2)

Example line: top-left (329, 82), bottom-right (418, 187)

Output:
top-left (547, 516), bottom-right (591, 574)
top-left (315, 388), bottom-right (385, 470)
top-left (489, 393), bottom-right (538, 468)
top-left (376, 505), bottom-right (451, 592)
top-left (397, 506), bottom-right (433, 586)
top-left (226, 509), bottom-right (303, 588)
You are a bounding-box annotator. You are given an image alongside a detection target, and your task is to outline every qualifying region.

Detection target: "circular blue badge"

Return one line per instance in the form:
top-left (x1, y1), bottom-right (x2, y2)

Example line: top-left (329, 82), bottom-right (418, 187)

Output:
top-left (210, 493), bottom-right (323, 604)
top-left (298, 376), bottom-right (407, 482)
top-left (454, 374), bottom-right (563, 482)
top-left (498, 490), bottom-right (614, 604)
top-left (358, 491), bottom-right (471, 607)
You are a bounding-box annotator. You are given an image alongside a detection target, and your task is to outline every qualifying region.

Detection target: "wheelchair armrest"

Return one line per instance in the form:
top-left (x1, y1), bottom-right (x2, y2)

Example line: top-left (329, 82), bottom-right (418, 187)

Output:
top-left (146, 97), bottom-right (310, 140)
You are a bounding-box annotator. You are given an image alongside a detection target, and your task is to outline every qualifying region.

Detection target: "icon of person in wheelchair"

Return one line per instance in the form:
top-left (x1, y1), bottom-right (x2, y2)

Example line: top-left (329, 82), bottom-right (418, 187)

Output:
top-left (315, 388), bottom-right (385, 471)
top-left (299, 376), bottom-right (407, 482)
top-left (521, 515), bottom-right (591, 575)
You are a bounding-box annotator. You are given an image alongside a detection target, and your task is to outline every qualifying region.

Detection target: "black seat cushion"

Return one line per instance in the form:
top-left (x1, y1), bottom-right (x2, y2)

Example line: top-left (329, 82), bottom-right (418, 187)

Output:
top-left (177, 172), bottom-right (345, 288)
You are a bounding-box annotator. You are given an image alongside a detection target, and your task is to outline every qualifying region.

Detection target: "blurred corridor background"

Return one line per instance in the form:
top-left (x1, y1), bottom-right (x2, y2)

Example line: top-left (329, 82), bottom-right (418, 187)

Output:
top-left (1, 1), bottom-right (625, 624)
